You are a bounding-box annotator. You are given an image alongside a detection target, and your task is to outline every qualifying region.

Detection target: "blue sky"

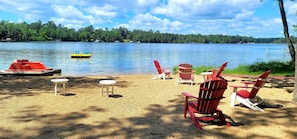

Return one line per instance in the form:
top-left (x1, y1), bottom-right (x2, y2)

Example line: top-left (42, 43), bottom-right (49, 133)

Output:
top-left (0, 0), bottom-right (296, 38)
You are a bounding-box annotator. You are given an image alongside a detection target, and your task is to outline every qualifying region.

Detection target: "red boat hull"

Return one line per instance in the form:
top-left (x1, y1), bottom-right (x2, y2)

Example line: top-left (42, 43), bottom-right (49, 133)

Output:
top-left (0, 59), bottom-right (61, 76)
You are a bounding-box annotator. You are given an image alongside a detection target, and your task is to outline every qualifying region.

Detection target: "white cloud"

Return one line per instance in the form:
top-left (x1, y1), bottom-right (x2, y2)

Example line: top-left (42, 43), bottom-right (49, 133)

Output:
top-left (285, 2), bottom-right (297, 30)
top-left (0, 0), bottom-right (295, 37)
top-left (85, 5), bottom-right (117, 18)
top-left (51, 5), bottom-right (85, 19)
top-left (137, 0), bottom-right (158, 6)
top-left (234, 10), bottom-right (254, 21)
top-left (51, 5), bottom-right (102, 26)
top-left (286, 1), bottom-right (297, 15)
top-left (0, 1), bottom-right (51, 20)
top-left (120, 13), bottom-right (186, 33)
top-left (152, 0), bottom-right (260, 20)
top-left (50, 17), bottom-right (84, 25)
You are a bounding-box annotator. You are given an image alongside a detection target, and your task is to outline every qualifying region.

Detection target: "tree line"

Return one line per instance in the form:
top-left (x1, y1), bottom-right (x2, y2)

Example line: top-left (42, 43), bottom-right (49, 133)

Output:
top-left (0, 20), bottom-right (294, 43)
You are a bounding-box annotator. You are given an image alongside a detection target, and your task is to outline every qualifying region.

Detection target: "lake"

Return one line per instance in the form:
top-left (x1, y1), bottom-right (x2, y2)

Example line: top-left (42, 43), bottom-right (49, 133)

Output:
top-left (0, 42), bottom-right (290, 76)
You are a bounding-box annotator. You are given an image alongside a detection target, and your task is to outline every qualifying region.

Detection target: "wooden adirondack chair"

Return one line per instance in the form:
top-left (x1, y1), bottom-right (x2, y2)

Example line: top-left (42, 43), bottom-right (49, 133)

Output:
top-left (181, 80), bottom-right (230, 130)
top-left (153, 60), bottom-right (170, 80)
top-left (211, 62), bottom-right (228, 80)
top-left (178, 63), bottom-right (195, 85)
top-left (230, 70), bottom-right (271, 111)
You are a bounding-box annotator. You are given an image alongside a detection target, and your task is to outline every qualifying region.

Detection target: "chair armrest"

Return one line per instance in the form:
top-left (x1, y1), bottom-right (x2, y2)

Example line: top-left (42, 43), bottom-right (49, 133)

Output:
top-left (229, 85), bottom-right (253, 93)
top-left (229, 85), bottom-right (253, 88)
top-left (181, 92), bottom-right (198, 99)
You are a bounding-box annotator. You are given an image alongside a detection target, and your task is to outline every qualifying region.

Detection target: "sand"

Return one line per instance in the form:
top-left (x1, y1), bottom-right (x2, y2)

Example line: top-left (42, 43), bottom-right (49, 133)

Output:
top-left (0, 74), bottom-right (296, 139)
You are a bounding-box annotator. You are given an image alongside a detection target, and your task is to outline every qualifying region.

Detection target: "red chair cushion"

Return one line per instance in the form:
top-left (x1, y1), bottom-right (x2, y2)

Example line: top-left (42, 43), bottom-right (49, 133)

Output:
top-left (236, 90), bottom-right (250, 98)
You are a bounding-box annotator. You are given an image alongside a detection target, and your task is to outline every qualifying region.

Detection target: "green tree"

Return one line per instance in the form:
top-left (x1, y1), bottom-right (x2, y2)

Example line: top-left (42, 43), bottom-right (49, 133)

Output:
top-left (110, 28), bottom-right (123, 42)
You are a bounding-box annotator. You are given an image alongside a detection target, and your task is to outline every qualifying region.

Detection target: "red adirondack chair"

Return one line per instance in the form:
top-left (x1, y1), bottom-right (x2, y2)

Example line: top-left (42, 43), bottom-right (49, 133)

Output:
top-left (181, 80), bottom-right (230, 130)
top-left (153, 60), bottom-right (170, 80)
top-left (178, 63), bottom-right (195, 85)
top-left (230, 70), bottom-right (271, 111)
top-left (211, 62), bottom-right (228, 80)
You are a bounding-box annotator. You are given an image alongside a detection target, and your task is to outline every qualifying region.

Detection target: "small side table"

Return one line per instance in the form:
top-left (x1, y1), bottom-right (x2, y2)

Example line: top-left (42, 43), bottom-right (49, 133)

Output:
top-left (200, 72), bottom-right (213, 81)
top-left (99, 80), bottom-right (116, 96)
top-left (51, 79), bottom-right (69, 96)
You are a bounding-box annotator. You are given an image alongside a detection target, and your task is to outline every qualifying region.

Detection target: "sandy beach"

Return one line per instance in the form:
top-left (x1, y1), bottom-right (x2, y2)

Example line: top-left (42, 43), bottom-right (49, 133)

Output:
top-left (0, 73), bottom-right (296, 139)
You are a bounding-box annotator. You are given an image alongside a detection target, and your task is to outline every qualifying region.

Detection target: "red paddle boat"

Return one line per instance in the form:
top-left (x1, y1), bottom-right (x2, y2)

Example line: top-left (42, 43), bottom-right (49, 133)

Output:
top-left (0, 59), bottom-right (61, 76)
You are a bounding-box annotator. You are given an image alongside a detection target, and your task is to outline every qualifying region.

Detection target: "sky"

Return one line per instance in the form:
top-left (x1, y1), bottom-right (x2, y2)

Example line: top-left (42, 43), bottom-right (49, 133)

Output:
top-left (0, 0), bottom-right (296, 38)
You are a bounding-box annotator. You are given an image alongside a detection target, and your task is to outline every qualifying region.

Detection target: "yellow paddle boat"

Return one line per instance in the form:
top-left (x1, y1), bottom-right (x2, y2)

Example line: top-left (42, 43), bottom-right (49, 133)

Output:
top-left (71, 51), bottom-right (92, 58)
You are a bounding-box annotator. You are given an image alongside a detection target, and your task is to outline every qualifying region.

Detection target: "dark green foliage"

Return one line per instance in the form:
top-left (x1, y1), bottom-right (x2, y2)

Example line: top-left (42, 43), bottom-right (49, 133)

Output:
top-left (248, 60), bottom-right (294, 74)
top-left (0, 20), bottom-right (295, 43)
top-left (173, 66), bottom-right (179, 74)
top-left (193, 66), bottom-right (215, 73)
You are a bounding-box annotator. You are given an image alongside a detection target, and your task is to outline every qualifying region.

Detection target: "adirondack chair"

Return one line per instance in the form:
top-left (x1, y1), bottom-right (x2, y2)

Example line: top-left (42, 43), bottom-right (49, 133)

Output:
top-left (230, 70), bottom-right (271, 111)
top-left (153, 60), bottom-right (170, 80)
top-left (211, 62), bottom-right (228, 80)
top-left (178, 63), bottom-right (195, 85)
top-left (181, 80), bottom-right (230, 130)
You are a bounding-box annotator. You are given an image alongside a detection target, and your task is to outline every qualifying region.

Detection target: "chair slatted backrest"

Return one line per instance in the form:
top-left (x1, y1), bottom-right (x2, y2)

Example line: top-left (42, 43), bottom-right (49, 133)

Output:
top-left (154, 60), bottom-right (163, 74)
top-left (196, 80), bottom-right (228, 114)
top-left (248, 70), bottom-right (271, 98)
top-left (216, 62), bottom-right (228, 78)
top-left (179, 63), bottom-right (193, 80)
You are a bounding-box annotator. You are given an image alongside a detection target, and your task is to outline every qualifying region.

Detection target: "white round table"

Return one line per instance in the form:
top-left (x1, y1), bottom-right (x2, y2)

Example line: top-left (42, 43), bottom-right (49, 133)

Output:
top-left (51, 79), bottom-right (69, 96)
top-left (200, 72), bottom-right (213, 81)
top-left (99, 80), bottom-right (116, 96)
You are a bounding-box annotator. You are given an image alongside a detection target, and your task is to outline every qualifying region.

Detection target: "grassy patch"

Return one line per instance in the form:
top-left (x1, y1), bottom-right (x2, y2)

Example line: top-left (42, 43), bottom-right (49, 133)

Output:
top-left (173, 60), bottom-right (294, 76)
top-left (173, 66), bottom-right (215, 74)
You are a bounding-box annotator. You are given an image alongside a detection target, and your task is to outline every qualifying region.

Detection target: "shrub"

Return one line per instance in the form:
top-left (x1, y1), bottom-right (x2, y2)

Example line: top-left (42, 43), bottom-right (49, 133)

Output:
top-left (248, 60), bottom-right (294, 74)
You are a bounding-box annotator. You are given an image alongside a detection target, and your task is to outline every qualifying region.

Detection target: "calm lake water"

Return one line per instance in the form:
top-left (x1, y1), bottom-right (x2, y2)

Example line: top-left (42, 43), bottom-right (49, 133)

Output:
top-left (0, 42), bottom-right (290, 76)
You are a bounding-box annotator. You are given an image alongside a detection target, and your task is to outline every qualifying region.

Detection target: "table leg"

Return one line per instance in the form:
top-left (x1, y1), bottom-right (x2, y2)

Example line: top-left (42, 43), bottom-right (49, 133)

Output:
top-left (107, 86), bottom-right (109, 96)
top-left (111, 85), bottom-right (114, 95)
top-left (63, 82), bottom-right (66, 94)
top-left (202, 75), bottom-right (206, 82)
top-left (206, 75), bottom-right (211, 80)
top-left (101, 85), bottom-right (106, 96)
top-left (100, 84), bottom-right (115, 97)
top-left (101, 85), bottom-right (103, 96)
top-left (54, 83), bottom-right (57, 96)
top-left (202, 75), bottom-right (212, 81)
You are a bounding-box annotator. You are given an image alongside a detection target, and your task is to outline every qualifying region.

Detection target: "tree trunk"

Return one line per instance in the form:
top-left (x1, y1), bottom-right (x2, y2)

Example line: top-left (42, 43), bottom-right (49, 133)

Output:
top-left (277, 0), bottom-right (297, 104)
top-left (294, 40), bottom-right (297, 104)
top-left (278, 0), bottom-right (295, 63)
